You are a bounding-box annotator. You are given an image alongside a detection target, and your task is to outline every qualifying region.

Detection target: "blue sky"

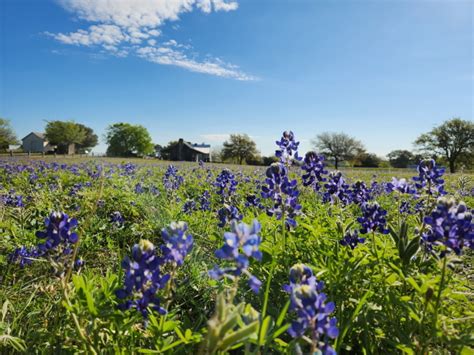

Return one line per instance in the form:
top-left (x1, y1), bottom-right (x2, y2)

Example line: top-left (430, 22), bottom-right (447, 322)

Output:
top-left (1, 0), bottom-right (472, 156)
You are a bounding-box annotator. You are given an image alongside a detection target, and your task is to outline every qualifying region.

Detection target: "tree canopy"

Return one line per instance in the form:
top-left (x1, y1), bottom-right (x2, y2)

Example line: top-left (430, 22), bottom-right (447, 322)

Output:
top-left (45, 120), bottom-right (89, 154)
top-left (105, 123), bottom-right (154, 157)
top-left (414, 118), bottom-right (474, 173)
top-left (222, 134), bottom-right (259, 165)
top-left (0, 118), bottom-right (18, 151)
top-left (312, 132), bottom-right (365, 169)
top-left (387, 150), bottom-right (415, 168)
top-left (75, 124), bottom-right (98, 153)
top-left (354, 152), bottom-right (381, 168)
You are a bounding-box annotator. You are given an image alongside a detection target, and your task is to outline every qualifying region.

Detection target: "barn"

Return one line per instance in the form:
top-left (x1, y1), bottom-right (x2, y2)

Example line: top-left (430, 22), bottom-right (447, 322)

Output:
top-left (167, 138), bottom-right (211, 162)
top-left (21, 132), bottom-right (55, 153)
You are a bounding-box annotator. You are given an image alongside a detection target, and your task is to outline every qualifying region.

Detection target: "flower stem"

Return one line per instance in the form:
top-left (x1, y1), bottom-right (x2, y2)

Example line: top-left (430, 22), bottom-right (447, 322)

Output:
top-left (432, 256), bottom-right (447, 335)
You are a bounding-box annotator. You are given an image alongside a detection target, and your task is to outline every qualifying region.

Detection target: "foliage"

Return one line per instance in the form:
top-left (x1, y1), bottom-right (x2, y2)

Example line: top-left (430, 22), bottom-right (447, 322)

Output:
top-left (45, 120), bottom-right (88, 154)
top-left (415, 117), bottom-right (474, 173)
top-left (312, 132), bottom-right (365, 169)
top-left (105, 122), bottom-right (154, 157)
top-left (75, 124), bottom-right (98, 154)
top-left (0, 118), bottom-right (18, 151)
top-left (354, 152), bottom-right (381, 168)
top-left (222, 134), bottom-right (259, 165)
top-left (387, 150), bottom-right (415, 168)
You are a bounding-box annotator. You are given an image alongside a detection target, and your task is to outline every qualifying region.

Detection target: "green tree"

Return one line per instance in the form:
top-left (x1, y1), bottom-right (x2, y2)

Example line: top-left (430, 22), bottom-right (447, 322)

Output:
top-left (414, 118), bottom-right (474, 173)
top-left (45, 120), bottom-right (87, 154)
top-left (105, 123), bottom-right (154, 157)
top-left (312, 132), bottom-right (365, 169)
top-left (0, 118), bottom-right (18, 151)
top-left (75, 124), bottom-right (98, 153)
top-left (354, 152), bottom-right (381, 168)
top-left (221, 134), bottom-right (259, 165)
top-left (387, 150), bottom-right (415, 168)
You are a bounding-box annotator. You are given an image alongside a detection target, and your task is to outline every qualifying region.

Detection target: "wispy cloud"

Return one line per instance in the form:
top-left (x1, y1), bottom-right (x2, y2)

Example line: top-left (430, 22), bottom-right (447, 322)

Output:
top-left (46, 0), bottom-right (256, 80)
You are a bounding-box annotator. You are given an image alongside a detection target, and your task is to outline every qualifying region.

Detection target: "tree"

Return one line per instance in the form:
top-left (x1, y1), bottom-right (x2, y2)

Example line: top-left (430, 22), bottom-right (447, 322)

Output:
top-left (414, 118), bottom-right (474, 173)
top-left (222, 134), bottom-right (259, 165)
top-left (0, 118), bottom-right (18, 151)
top-left (387, 150), bottom-right (415, 168)
top-left (354, 152), bottom-right (381, 168)
top-left (312, 132), bottom-right (365, 169)
top-left (75, 124), bottom-right (98, 153)
top-left (105, 123), bottom-right (154, 157)
top-left (210, 146), bottom-right (223, 163)
top-left (45, 120), bottom-right (87, 154)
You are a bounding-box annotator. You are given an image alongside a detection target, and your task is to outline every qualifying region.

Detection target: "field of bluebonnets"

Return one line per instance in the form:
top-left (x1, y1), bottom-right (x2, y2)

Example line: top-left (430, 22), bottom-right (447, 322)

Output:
top-left (0, 131), bottom-right (473, 354)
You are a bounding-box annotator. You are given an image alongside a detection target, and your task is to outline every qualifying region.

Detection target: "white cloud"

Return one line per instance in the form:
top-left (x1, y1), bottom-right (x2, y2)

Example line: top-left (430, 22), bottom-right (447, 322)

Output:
top-left (137, 45), bottom-right (257, 80)
top-left (47, 0), bottom-right (253, 80)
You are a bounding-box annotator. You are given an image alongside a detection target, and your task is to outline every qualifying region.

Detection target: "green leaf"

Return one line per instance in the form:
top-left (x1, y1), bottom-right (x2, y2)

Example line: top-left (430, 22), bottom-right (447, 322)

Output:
top-left (220, 320), bottom-right (259, 351)
top-left (276, 300), bottom-right (290, 327)
top-left (258, 316), bottom-right (273, 345)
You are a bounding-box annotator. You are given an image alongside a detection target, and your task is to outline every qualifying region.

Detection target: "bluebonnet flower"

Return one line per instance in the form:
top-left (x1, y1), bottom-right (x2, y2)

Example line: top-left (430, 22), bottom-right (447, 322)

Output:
top-left (217, 204), bottom-right (243, 228)
top-left (182, 200), bottom-right (197, 214)
top-left (283, 264), bottom-right (338, 354)
top-left (261, 163), bottom-right (301, 229)
top-left (421, 197), bottom-right (473, 257)
top-left (163, 165), bottom-right (184, 191)
top-left (413, 159), bottom-right (446, 195)
top-left (160, 221), bottom-right (193, 266)
top-left (386, 177), bottom-right (416, 195)
top-left (414, 200), bottom-right (426, 214)
top-left (215, 169), bottom-right (238, 199)
top-left (120, 162), bottom-right (137, 176)
top-left (245, 194), bottom-right (264, 209)
top-left (323, 171), bottom-right (350, 205)
top-left (1, 189), bottom-right (24, 208)
top-left (9, 246), bottom-right (40, 268)
top-left (349, 180), bottom-right (372, 205)
top-left (199, 190), bottom-right (211, 211)
top-left (116, 240), bottom-right (169, 318)
top-left (209, 220), bottom-right (262, 293)
top-left (68, 183), bottom-right (84, 197)
top-left (369, 180), bottom-right (386, 198)
top-left (275, 131), bottom-right (302, 165)
top-left (135, 183), bottom-right (144, 194)
top-left (9, 211), bottom-right (80, 269)
top-left (339, 230), bottom-right (365, 249)
top-left (301, 151), bottom-right (328, 191)
top-left (110, 211), bottom-right (124, 225)
top-left (36, 212), bottom-right (79, 252)
top-left (399, 201), bottom-right (412, 214)
top-left (357, 202), bottom-right (389, 235)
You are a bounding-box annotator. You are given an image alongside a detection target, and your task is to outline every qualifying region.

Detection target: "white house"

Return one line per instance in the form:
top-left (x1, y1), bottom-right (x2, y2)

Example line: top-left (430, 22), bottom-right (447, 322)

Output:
top-left (21, 132), bottom-right (55, 153)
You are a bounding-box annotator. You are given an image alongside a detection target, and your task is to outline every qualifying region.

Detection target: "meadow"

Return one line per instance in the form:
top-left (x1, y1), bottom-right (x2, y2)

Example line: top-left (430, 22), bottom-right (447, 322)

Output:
top-left (0, 132), bottom-right (473, 354)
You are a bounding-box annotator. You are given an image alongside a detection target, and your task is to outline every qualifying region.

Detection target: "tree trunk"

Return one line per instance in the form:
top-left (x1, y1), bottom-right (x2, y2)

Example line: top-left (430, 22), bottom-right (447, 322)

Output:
top-left (335, 157), bottom-right (339, 170)
top-left (449, 159), bottom-right (455, 174)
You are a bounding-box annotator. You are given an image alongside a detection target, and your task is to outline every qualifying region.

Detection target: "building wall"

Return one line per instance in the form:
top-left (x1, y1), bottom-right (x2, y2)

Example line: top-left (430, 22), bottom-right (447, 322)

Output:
top-left (22, 135), bottom-right (45, 153)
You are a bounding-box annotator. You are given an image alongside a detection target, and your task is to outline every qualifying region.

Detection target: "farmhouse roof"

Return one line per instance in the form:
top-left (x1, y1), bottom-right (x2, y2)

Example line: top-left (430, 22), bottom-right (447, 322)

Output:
top-left (22, 132), bottom-right (46, 141)
top-left (183, 141), bottom-right (211, 155)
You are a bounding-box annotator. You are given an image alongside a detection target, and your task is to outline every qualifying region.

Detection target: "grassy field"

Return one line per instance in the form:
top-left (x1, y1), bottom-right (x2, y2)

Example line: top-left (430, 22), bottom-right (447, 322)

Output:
top-left (0, 154), bottom-right (472, 354)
